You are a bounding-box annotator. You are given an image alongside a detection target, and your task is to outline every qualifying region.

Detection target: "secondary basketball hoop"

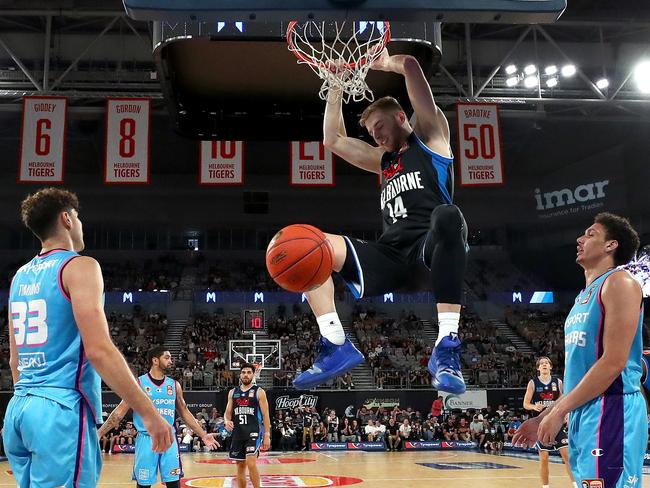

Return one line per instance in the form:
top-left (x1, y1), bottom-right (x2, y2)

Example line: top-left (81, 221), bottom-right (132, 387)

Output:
top-left (287, 20), bottom-right (391, 103)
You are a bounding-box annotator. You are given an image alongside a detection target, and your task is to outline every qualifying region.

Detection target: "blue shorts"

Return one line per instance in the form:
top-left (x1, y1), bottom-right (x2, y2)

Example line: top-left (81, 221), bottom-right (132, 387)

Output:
top-left (2, 394), bottom-right (101, 488)
top-left (568, 392), bottom-right (647, 488)
top-left (132, 432), bottom-right (183, 484)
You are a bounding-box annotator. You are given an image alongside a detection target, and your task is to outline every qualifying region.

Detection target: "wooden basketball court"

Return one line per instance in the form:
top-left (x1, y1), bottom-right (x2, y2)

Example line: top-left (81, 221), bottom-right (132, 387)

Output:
top-left (4, 450), bottom-right (647, 487)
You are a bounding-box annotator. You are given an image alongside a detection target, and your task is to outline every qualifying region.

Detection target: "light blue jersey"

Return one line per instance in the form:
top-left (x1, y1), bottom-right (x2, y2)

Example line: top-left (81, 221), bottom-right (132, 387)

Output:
top-left (564, 268), bottom-right (643, 395)
top-left (564, 268), bottom-right (646, 488)
top-left (132, 373), bottom-right (182, 484)
top-left (133, 373), bottom-right (177, 432)
top-left (3, 249), bottom-right (102, 487)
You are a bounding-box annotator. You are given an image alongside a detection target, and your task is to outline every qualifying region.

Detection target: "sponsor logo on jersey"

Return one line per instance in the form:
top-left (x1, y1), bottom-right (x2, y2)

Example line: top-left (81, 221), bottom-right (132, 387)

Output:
top-left (581, 479), bottom-right (604, 488)
top-left (581, 286), bottom-right (595, 304)
top-left (181, 475), bottom-right (363, 487)
top-left (552, 383), bottom-right (557, 391)
top-left (236, 398), bottom-right (250, 406)
top-left (144, 386), bottom-right (152, 394)
top-left (591, 449), bottom-right (604, 457)
top-left (167, 385), bottom-right (173, 396)
top-left (382, 157), bottom-right (404, 180)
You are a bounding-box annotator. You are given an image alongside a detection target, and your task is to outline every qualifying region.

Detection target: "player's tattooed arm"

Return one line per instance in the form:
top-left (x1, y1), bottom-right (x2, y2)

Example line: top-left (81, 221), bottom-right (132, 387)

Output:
top-left (98, 400), bottom-right (130, 438)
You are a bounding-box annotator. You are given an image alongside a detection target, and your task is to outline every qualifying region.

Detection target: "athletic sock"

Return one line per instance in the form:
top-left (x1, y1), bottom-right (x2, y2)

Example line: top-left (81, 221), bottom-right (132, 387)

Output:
top-left (317, 312), bottom-right (345, 345)
top-left (435, 312), bottom-right (460, 347)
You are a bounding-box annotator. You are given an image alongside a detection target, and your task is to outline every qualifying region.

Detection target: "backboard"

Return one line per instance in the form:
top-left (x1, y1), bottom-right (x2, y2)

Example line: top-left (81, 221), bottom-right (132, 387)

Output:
top-left (125, 0), bottom-right (567, 23)
top-left (229, 339), bottom-right (281, 370)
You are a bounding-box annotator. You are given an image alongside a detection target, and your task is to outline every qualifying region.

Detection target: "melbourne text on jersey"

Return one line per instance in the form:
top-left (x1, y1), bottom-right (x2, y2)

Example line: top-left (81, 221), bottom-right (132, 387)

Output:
top-left (380, 171), bottom-right (425, 210)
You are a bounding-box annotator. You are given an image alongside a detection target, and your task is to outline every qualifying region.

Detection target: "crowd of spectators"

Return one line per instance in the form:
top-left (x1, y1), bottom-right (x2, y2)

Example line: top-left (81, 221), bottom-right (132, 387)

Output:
top-left (270, 401), bottom-right (531, 452)
top-left (352, 309), bottom-right (431, 389)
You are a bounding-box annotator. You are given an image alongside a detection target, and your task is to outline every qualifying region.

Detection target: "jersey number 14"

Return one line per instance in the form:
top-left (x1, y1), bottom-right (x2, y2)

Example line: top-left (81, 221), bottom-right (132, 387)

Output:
top-left (386, 196), bottom-right (408, 223)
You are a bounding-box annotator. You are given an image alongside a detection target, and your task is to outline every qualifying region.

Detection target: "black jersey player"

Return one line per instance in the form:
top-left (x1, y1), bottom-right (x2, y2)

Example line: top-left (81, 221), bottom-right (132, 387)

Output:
top-left (224, 364), bottom-right (271, 488)
top-left (523, 357), bottom-right (576, 488)
top-left (291, 48), bottom-right (468, 394)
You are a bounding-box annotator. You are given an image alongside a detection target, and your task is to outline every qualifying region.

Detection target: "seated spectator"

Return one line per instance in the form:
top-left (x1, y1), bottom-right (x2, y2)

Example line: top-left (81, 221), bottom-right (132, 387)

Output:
top-left (386, 418), bottom-right (401, 451)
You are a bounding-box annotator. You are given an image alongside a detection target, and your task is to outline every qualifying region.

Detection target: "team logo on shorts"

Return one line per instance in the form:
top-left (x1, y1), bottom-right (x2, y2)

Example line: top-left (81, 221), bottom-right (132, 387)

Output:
top-left (170, 468), bottom-right (182, 476)
top-left (582, 479), bottom-right (604, 488)
top-left (167, 385), bottom-right (173, 396)
top-left (138, 468), bottom-right (150, 480)
top-left (591, 448), bottom-right (604, 457)
top-left (246, 446), bottom-right (256, 452)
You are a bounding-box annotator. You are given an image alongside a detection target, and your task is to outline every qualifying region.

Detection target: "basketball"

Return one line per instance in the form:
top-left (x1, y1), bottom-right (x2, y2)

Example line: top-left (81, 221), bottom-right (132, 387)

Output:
top-left (266, 224), bottom-right (334, 293)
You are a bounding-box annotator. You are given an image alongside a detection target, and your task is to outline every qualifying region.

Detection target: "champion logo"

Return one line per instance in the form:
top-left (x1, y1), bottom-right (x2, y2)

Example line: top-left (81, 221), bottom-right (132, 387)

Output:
top-left (591, 448), bottom-right (604, 457)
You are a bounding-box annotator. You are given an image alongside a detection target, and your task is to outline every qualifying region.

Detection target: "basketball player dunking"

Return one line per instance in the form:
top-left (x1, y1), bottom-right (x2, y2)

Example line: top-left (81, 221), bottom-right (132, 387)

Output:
top-left (292, 48), bottom-right (468, 393)
top-left (98, 346), bottom-right (220, 487)
top-left (225, 363), bottom-right (271, 488)
top-left (514, 213), bottom-right (647, 488)
top-left (2, 188), bottom-right (172, 487)
top-left (523, 357), bottom-right (576, 488)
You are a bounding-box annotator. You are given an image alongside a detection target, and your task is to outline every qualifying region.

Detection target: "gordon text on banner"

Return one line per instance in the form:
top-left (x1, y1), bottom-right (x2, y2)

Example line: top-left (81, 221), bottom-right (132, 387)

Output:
top-left (456, 103), bottom-right (504, 186)
top-left (199, 140), bottom-right (244, 185)
top-left (290, 141), bottom-right (334, 186)
top-left (105, 98), bottom-right (150, 184)
top-left (19, 96), bottom-right (67, 183)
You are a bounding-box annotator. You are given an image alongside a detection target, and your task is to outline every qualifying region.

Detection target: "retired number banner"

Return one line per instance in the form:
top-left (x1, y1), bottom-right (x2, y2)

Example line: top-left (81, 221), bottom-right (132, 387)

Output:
top-left (456, 103), bottom-right (504, 186)
top-left (105, 98), bottom-right (150, 184)
top-left (290, 141), bottom-right (335, 186)
top-left (199, 141), bottom-right (244, 185)
top-left (19, 96), bottom-right (67, 183)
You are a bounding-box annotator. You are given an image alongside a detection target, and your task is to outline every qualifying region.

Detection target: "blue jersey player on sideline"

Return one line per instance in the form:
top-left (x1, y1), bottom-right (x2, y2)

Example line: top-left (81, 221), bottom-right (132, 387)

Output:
top-left (224, 363), bottom-right (271, 488)
top-left (2, 188), bottom-right (172, 488)
top-left (288, 48), bottom-right (468, 393)
top-left (98, 346), bottom-right (220, 488)
top-left (514, 212), bottom-right (647, 488)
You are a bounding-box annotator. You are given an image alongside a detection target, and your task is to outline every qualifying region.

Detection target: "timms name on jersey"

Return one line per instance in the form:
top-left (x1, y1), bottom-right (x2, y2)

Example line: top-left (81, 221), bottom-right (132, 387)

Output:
top-left (133, 374), bottom-right (176, 433)
top-left (379, 132), bottom-right (454, 250)
top-left (531, 375), bottom-right (561, 409)
top-left (9, 249), bottom-right (102, 422)
top-left (564, 269), bottom-right (644, 395)
top-left (232, 385), bottom-right (262, 440)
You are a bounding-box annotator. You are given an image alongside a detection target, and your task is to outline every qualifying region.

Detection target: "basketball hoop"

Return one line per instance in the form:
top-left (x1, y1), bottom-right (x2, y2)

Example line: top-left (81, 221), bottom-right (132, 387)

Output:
top-left (252, 362), bottom-right (263, 385)
top-left (287, 20), bottom-right (391, 104)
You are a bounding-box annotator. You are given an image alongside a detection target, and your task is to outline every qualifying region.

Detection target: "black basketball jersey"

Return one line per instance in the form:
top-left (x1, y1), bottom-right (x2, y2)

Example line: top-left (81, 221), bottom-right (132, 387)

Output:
top-left (379, 132), bottom-right (454, 252)
top-left (530, 375), bottom-right (561, 412)
top-left (303, 412), bottom-right (313, 428)
top-left (232, 384), bottom-right (262, 440)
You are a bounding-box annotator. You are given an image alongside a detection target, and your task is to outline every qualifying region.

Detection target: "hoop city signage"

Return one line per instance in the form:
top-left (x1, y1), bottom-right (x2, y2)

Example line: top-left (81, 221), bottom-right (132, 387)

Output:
top-left (275, 394), bottom-right (318, 410)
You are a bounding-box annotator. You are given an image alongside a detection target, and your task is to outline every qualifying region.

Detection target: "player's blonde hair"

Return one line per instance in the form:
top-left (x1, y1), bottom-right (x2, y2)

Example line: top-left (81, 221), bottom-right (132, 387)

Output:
top-left (359, 96), bottom-right (405, 128)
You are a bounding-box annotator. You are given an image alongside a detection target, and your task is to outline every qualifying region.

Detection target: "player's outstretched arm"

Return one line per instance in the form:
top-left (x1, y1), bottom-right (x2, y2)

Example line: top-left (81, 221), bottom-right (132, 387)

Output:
top-left (63, 256), bottom-right (173, 453)
top-left (98, 400), bottom-right (130, 439)
top-left (371, 49), bottom-right (450, 155)
top-left (224, 389), bottom-right (234, 432)
top-left (7, 313), bottom-right (19, 385)
top-left (323, 88), bottom-right (383, 174)
top-left (258, 388), bottom-right (272, 451)
top-left (175, 381), bottom-right (220, 450)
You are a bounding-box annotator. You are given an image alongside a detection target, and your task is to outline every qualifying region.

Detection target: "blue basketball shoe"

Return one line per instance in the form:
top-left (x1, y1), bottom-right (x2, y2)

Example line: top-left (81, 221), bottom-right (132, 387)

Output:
top-left (428, 333), bottom-right (466, 394)
top-left (293, 338), bottom-right (365, 390)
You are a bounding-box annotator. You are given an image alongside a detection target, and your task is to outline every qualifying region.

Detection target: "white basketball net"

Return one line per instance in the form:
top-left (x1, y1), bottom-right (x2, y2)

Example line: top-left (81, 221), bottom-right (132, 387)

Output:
top-left (287, 21), bottom-right (391, 104)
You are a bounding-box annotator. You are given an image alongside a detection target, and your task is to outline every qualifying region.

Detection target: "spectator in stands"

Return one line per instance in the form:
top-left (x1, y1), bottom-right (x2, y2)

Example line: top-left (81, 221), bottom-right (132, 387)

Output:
top-left (386, 418), bottom-right (401, 451)
top-left (457, 418), bottom-right (471, 442)
top-left (470, 414), bottom-right (485, 445)
top-left (431, 395), bottom-right (443, 418)
top-left (326, 409), bottom-right (340, 442)
top-left (365, 419), bottom-right (379, 441)
top-left (506, 415), bottom-right (522, 442)
top-left (315, 421), bottom-right (328, 441)
top-left (280, 416), bottom-right (297, 450)
top-left (337, 372), bottom-right (355, 390)
top-left (339, 418), bottom-right (355, 442)
top-left (120, 421), bottom-right (137, 446)
top-left (443, 417), bottom-right (458, 441)
top-left (399, 419), bottom-right (412, 442)
top-left (350, 419), bottom-right (362, 442)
